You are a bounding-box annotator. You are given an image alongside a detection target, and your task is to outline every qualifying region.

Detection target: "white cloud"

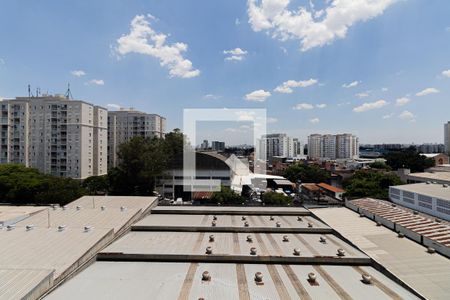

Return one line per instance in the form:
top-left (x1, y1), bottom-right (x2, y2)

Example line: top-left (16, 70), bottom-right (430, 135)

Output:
top-left (235, 18), bottom-right (241, 26)
top-left (382, 113), bottom-right (394, 119)
top-left (442, 69), bottom-right (450, 78)
top-left (274, 78), bottom-right (317, 93)
top-left (203, 94), bottom-right (221, 100)
top-left (353, 99), bottom-right (387, 112)
top-left (87, 79), bottom-right (105, 86)
top-left (338, 101), bottom-right (351, 106)
top-left (115, 14), bottom-right (200, 78)
top-left (293, 103), bottom-right (314, 110)
top-left (355, 92), bottom-right (369, 98)
top-left (398, 110), bottom-right (415, 121)
top-left (107, 103), bottom-right (121, 110)
top-left (247, 0), bottom-right (396, 51)
top-left (245, 89), bottom-right (271, 102)
top-left (224, 48), bottom-right (248, 61)
top-left (280, 46), bottom-right (288, 54)
top-left (316, 103), bottom-right (327, 108)
top-left (267, 117), bottom-right (278, 123)
top-left (342, 80), bottom-right (360, 88)
top-left (395, 97), bottom-right (410, 106)
top-left (415, 87), bottom-right (439, 97)
top-left (309, 118), bottom-right (320, 124)
top-left (235, 111), bottom-right (256, 121)
top-left (381, 87), bottom-right (388, 92)
top-left (71, 70), bottom-right (86, 77)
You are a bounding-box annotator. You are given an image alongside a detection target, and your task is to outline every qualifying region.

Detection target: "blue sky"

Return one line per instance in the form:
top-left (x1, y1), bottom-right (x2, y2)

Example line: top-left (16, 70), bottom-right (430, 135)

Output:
top-left (0, 0), bottom-right (449, 145)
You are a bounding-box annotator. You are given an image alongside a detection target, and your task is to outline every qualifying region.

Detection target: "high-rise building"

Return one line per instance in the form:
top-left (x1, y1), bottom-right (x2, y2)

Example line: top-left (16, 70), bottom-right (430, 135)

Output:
top-left (0, 95), bottom-right (107, 178)
top-left (259, 133), bottom-right (296, 160)
top-left (445, 121), bottom-right (450, 154)
top-left (292, 138), bottom-right (302, 156)
top-left (307, 133), bottom-right (359, 160)
top-left (211, 141), bottom-right (225, 151)
top-left (107, 109), bottom-right (166, 168)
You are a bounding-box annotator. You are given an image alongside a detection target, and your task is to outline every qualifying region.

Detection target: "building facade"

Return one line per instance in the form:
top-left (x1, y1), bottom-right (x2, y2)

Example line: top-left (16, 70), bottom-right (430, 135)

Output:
top-left (107, 109), bottom-right (166, 168)
top-left (307, 133), bottom-right (359, 160)
top-left (0, 95), bottom-right (107, 178)
top-left (445, 121), bottom-right (450, 155)
top-left (259, 133), bottom-right (295, 160)
top-left (211, 141), bottom-right (225, 151)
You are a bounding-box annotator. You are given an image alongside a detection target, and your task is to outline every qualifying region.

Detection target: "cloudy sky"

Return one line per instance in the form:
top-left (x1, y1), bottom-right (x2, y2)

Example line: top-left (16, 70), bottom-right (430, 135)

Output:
top-left (0, 0), bottom-right (449, 145)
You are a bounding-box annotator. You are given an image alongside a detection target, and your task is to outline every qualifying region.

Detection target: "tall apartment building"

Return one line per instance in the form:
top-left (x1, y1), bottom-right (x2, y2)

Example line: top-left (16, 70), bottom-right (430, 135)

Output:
top-left (259, 133), bottom-right (296, 160)
top-left (307, 133), bottom-right (359, 160)
top-left (211, 141), bottom-right (225, 151)
top-left (445, 121), bottom-right (450, 154)
top-left (107, 109), bottom-right (166, 168)
top-left (0, 95), bottom-right (107, 178)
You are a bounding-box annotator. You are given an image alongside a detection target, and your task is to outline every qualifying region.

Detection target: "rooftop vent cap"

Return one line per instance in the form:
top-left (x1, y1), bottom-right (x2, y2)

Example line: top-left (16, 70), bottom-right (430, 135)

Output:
top-left (443, 184), bottom-right (449, 188)
top-left (26, 225), bottom-right (35, 231)
top-left (244, 221), bottom-right (249, 227)
top-left (337, 248), bottom-right (345, 257)
top-left (308, 272), bottom-right (316, 282)
top-left (209, 235), bottom-right (215, 242)
top-left (276, 221), bottom-right (281, 228)
top-left (282, 235), bottom-right (289, 242)
top-left (247, 235), bottom-right (253, 242)
top-left (362, 274), bottom-right (372, 284)
top-left (213, 215), bottom-right (217, 221)
top-left (397, 232), bottom-right (404, 238)
top-left (359, 213), bottom-right (365, 217)
top-left (241, 216), bottom-right (246, 221)
top-left (51, 204), bottom-right (58, 210)
top-left (120, 206), bottom-right (126, 212)
top-left (202, 271), bottom-right (211, 281)
top-left (427, 247), bottom-right (436, 254)
top-left (269, 216), bottom-right (274, 221)
top-left (293, 248), bottom-right (301, 256)
top-left (435, 218), bottom-right (442, 223)
top-left (319, 236), bottom-right (326, 243)
top-left (58, 225), bottom-right (66, 232)
top-left (101, 206), bottom-right (106, 211)
top-left (250, 247), bottom-right (257, 255)
top-left (426, 181), bottom-right (431, 184)
top-left (413, 210), bottom-right (419, 215)
top-left (308, 222), bottom-right (313, 228)
top-left (211, 220), bottom-right (217, 227)
top-left (62, 205), bottom-right (68, 210)
top-left (6, 225), bottom-right (15, 231)
top-left (391, 204), bottom-right (396, 207)
top-left (205, 246), bottom-right (213, 255)
top-left (297, 216), bottom-right (303, 221)
top-left (84, 226), bottom-right (92, 232)
top-left (76, 206), bottom-right (82, 211)
top-left (254, 272), bottom-right (263, 283)
top-left (376, 222), bottom-right (382, 227)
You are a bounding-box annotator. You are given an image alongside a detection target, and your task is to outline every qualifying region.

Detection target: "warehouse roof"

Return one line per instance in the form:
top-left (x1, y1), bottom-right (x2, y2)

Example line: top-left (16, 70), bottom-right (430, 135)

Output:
top-left (0, 268), bottom-right (54, 300)
top-left (100, 231), bottom-right (369, 264)
top-left (311, 207), bottom-right (450, 300)
top-left (0, 205), bottom-right (47, 226)
top-left (152, 205), bottom-right (308, 215)
top-left (45, 261), bottom-right (419, 300)
top-left (391, 182), bottom-right (450, 200)
top-left (132, 214), bottom-right (331, 233)
top-left (406, 172), bottom-right (450, 184)
top-left (67, 196), bottom-right (157, 212)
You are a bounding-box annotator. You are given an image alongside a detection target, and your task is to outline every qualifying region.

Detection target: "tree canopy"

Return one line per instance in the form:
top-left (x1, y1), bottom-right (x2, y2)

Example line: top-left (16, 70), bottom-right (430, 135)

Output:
top-left (0, 164), bottom-right (85, 205)
top-left (283, 163), bottom-right (330, 183)
top-left (108, 129), bottom-right (185, 195)
top-left (385, 150), bottom-right (435, 172)
top-left (343, 170), bottom-right (403, 200)
top-left (208, 185), bottom-right (245, 205)
top-left (262, 191), bottom-right (292, 206)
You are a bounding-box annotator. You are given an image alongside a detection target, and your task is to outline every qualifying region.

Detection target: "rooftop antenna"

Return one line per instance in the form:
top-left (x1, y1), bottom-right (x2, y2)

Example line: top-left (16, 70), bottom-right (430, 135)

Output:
top-left (28, 84), bottom-right (31, 98)
top-left (65, 83), bottom-right (73, 100)
top-left (36, 87), bottom-right (40, 97)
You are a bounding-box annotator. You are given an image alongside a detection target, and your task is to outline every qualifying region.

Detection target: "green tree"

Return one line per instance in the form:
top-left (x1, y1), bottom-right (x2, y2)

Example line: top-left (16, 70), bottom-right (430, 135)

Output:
top-left (208, 186), bottom-right (245, 205)
top-left (82, 175), bottom-right (109, 195)
top-left (0, 164), bottom-right (85, 205)
top-left (262, 191), bottom-right (292, 206)
top-left (369, 161), bottom-right (391, 170)
top-left (283, 163), bottom-right (330, 183)
top-left (385, 150), bottom-right (435, 172)
top-left (343, 170), bottom-right (403, 200)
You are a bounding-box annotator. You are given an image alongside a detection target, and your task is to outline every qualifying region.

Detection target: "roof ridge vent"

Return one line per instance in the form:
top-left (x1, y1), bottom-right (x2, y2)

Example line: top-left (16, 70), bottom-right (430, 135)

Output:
top-left (6, 225), bottom-right (15, 231)
top-left (84, 226), bottom-right (92, 232)
top-left (76, 206), bottom-right (82, 210)
top-left (58, 225), bottom-right (67, 231)
top-left (26, 225), bottom-right (35, 231)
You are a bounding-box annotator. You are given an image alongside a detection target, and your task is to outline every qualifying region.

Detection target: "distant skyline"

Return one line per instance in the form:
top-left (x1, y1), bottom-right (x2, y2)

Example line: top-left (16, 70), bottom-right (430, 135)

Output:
top-left (1, 0), bottom-right (450, 144)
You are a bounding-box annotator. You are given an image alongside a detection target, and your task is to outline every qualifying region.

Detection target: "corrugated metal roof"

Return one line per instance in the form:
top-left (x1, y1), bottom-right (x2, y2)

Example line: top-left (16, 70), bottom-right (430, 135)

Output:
top-left (133, 214), bottom-right (330, 232)
top-left (350, 198), bottom-right (450, 246)
top-left (67, 196), bottom-right (157, 212)
top-left (0, 205), bottom-right (48, 226)
top-left (0, 268), bottom-right (54, 300)
top-left (44, 261), bottom-right (419, 300)
top-left (100, 231), bottom-right (368, 263)
top-left (317, 183), bottom-right (345, 193)
top-left (311, 207), bottom-right (450, 300)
